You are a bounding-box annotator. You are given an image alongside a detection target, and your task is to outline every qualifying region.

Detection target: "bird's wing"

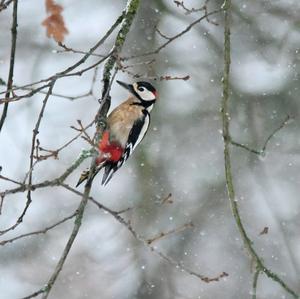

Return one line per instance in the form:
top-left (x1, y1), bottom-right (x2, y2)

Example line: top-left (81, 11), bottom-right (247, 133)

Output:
top-left (102, 111), bottom-right (150, 185)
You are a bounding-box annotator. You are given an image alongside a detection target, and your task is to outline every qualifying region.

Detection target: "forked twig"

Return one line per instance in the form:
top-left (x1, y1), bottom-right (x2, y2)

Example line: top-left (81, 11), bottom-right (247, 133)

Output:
top-left (146, 222), bottom-right (194, 245)
top-left (0, 211), bottom-right (77, 246)
top-left (230, 115), bottom-right (291, 156)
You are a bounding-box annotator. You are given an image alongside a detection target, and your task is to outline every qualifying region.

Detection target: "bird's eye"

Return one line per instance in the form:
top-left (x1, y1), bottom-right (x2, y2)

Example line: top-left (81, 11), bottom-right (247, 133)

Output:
top-left (138, 86), bottom-right (145, 92)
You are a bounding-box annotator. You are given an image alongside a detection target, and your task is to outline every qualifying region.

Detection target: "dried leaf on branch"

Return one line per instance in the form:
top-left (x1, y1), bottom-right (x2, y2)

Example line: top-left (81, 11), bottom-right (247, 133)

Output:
top-left (42, 0), bottom-right (68, 43)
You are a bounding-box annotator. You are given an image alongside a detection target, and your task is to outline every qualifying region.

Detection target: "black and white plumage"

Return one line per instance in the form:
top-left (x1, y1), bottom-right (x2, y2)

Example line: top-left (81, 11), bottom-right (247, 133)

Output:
top-left (76, 80), bottom-right (157, 187)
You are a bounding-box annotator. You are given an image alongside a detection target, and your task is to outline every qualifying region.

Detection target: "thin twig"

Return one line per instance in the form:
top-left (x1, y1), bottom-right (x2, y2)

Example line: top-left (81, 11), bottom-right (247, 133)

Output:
top-left (57, 42), bottom-right (107, 57)
top-left (0, 83), bottom-right (52, 104)
top-left (0, 149), bottom-right (93, 199)
top-left (155, 26), bottom-right (173, 40)
top-left (152, 248), bottom-right (228, 283)
top-left (118, 62), bottom-right (190, 81)
top-left (230, 115), bottom-right (291, 156)
top-left (174, 0), bottom-right (219, 25)
top-left (0, 51), bottom-right (113, 104)
top-left (122, 8), bottom-right (223, 60)
top-left (252, 268), bottom-right (260, 299)
top-left (0, 83), bottom-right (55, 236)
top-left (0, 11), bottom-right (125, 100)
top-left (0, 0), bottom-right (13, 12)
top-left (20, 289), bottom-right (44, 299)
top-left (146, 222), bottom-right (194, 244)
top-left (160, 193), bottom-right (173, 205)
top-left (18, 85), bottom-right (91, 101)
top-left (0, 174), bottom-right (23, 186)
top-left (33, 119), bottom-right (94, 161)
top-left (0, 0), bottom-right (18, 132)
top-left (0, 211), bottom-right (76, 246)
top-left (116, 53), bottom-right (190, 81)
top-left (0, 195), bottom-right (4, 215)
top-left (27, 82), bottom-right (55, 206)
top-left (40, 169), bottom-right (94, 299)
top-left (60, 184), bottom-right (228, 284)
top-left (174, 0), bottom-right (205, 14)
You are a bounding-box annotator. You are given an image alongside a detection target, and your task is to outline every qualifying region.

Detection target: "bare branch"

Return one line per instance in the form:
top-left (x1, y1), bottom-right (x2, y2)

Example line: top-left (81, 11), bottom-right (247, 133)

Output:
top-left (0, 174), bottom-right (23, 186)
top-left (155, 26), bottom-right (173, 40)
top-left (122, 7), bottom-right (223, 60)
top-left (0, 0), bottom-right (18, 132)
top-left (57, 42), bottom-right (107, 58)
top-left (0, 51), bottom-right (113, 104)
top-left (60, 184), bottom-right (228, 284)
top-left (174, 0), bottom-right (219, 25)
top-left (0, 0), bottom-right (13, 13)
top-left (146, 222), bottom-right (194, 245)
top-left (116, 56), bottom-right (190, 81)
top-left (39, 169), bottom-right (94, 299)
top-left (230, 115), bottom-right (291, 156)
top-left (174, 0), bottom-right (206, 14)
top-left (221, 1), bottom-right (298, 298)
top-left (0, 83), bottom-right (55, 236)
top-left (0, 211), bottom-right (76, 246)
top-left (32, 119), bottom-right (94, 162)
top-left (152, 249), bottom-right (228, 283)
top-left (0, 11), bottom-right (125, 100)
top-left (0, 148), bottom-right (94, 199)
top-left (159, 193), bottom-right (174, 205)
top-left (18, 85), bottom-right (92, 101)
top-left (20, 289), bottom-right (44, 299)
top-left (0, 194), bottom-right (4, 215)
top-left (252, 268), bottom-right (260, 299)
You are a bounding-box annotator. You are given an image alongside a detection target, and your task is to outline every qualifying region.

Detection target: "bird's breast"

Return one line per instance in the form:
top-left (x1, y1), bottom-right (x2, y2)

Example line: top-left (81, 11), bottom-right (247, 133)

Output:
top-left (107, 102), bottom-right (144, 148)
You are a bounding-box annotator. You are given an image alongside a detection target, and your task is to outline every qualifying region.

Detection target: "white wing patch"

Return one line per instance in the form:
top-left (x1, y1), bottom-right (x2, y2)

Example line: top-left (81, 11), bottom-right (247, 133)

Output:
top-left (118, 114), bottom-right (149, 167)
top-left (133, 113), bottom-right (150, 151)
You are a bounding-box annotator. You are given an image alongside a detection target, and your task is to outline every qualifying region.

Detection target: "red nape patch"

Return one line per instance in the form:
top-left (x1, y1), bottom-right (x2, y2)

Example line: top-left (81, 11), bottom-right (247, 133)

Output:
top-left (153, 90), bottom-right (158, 98)
top-left (97, 131), bottom-right (123, 163)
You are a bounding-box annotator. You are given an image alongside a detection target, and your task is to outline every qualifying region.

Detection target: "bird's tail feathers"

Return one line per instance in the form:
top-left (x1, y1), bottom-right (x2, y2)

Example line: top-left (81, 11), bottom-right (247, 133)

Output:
top-left (101, 164), bottom-right (116, 186)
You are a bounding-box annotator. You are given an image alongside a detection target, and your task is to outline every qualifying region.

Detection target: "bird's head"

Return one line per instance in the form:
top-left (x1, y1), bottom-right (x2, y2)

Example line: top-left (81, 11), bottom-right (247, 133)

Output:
top-left (117, 80), bottom-right (157, 102)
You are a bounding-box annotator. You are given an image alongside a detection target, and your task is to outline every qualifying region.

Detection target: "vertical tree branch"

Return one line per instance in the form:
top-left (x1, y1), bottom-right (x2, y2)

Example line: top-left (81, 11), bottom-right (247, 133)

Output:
top-left (0, 0), bottom-right (18, 132)
top-left (40, 176), bottom-right (92, 299)
top-left (252, 269), bottom-right (260, 299)
top-left (26, 80), bottom-right (56, 217)
top-left (221, 1), bottom-right (298, 298)
top-left (222, 0), bottom-right (255, 260)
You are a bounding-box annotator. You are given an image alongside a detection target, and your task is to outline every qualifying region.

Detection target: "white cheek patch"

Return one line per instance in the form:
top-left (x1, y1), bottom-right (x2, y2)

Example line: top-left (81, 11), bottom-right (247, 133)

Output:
top-left (137, 90), bottom-right (155, 101)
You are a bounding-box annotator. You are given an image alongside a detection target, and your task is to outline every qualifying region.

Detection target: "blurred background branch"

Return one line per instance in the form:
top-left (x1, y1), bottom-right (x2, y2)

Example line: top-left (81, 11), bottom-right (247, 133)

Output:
top-left (0, 0), bottom-right (18, 132)
top-left (221, 0), bottom-right (298, 297)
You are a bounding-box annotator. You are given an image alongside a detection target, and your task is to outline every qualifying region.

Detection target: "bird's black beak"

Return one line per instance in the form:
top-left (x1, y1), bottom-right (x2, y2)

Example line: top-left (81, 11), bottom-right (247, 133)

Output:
top-left (116, 80), bottom-right (135, 94)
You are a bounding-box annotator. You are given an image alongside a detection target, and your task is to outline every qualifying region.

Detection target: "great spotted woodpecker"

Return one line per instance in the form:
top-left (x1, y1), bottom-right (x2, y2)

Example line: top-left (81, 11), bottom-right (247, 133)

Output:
top-left (76, 80), bottom-right (157, 187)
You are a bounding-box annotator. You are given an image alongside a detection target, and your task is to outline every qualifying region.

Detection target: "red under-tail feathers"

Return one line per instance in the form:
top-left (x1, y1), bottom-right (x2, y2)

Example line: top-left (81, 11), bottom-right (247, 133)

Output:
top-left (76, 131), bottom-right (123, 187)
top-left (96, 130), bottom-right (123, 164)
